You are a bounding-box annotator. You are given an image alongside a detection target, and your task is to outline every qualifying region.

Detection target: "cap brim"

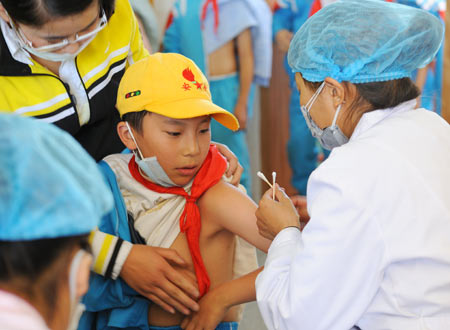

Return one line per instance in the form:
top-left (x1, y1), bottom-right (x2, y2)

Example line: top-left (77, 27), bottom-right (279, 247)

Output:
top-left (143, 98), bottom-right (239, 131)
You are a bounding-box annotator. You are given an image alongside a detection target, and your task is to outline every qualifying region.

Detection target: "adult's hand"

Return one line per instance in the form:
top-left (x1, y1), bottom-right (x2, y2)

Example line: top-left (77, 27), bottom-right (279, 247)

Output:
top-left (120, 245), bottom-right (200, 315)
top-left (290, 195), bottom-right (310, 228)
top-left (256, 185), bottom-right (300, 240)
top-left (212, 142), bottom-right (243, 186)
top-left (275, 29), bottom-right (293, 53)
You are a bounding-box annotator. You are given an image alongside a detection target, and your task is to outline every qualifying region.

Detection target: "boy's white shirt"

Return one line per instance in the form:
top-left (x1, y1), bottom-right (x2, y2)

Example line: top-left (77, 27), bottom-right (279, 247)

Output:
top-left (104, 153), bottom-right (258, 315)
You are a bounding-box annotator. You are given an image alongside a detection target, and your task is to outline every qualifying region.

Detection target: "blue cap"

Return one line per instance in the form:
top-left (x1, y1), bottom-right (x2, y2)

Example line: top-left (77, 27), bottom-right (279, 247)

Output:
top-left (287, 0), bottom-right (444, 83)
top-left (0, 114), bottom-right (113, 241)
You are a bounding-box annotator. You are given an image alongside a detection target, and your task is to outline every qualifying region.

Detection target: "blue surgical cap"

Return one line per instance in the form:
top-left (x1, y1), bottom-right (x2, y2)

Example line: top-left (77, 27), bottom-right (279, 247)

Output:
top-left (0, 114), bottom-right (113, 241)
top-left (287, 0), bottom-right (444, 83)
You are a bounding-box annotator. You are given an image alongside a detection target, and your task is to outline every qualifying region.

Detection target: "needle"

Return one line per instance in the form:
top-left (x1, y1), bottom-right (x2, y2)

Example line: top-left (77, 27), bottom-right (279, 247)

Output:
top-left (272, 172), bottom-right (277, 200)
top-left (257, 171), bottom-right (272, 188)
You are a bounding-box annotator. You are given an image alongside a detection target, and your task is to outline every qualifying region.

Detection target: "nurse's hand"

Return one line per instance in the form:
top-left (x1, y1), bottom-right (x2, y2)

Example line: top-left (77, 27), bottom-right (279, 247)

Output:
top-left (256, 185), bottom-right (301, 241)
top-left (290, 195), bottom-right (310, 226)
top-left (212, 142), bottom-right (243, 186)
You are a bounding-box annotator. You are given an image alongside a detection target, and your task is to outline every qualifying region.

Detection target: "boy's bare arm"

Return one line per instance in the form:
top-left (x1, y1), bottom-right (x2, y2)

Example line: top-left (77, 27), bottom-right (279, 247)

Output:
top-left (235, 28), bottom-right (254, 130)
top-left (180, 267), bottom-right (263, 330)
top-left (199, 180), bottom-right (271, 253)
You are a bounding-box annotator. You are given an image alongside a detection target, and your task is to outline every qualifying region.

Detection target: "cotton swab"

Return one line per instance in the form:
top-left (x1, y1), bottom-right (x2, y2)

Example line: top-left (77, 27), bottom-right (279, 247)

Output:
top-left (272, 172), bottom-right (277, 200)
top-left (257, 171), bottom-right (272, 188)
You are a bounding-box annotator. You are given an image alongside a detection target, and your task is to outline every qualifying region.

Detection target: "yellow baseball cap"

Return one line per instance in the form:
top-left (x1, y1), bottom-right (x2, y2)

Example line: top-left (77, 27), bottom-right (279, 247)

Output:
top-left (116, 53), bottom-right (239, 131)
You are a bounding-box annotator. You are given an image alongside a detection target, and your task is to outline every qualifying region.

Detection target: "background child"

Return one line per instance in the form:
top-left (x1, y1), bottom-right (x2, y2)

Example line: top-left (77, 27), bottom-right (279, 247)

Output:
top-left (273, 0), bottom-right (326, 196)
top-left (82, 53), bottom-right (271, 330)
top-left (163, 0), bottom-right (272, 195)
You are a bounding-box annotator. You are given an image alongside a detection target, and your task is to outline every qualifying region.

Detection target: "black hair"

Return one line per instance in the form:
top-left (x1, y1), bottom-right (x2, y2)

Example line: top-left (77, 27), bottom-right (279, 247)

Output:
top-left (2, 0), bottom-right (115, 26)
top-left (0, 235), bottom-right (90, 315)
top-left (122, 111), bottom-right (149, 135)
top-left (304, 77), bottom-right (420, 126)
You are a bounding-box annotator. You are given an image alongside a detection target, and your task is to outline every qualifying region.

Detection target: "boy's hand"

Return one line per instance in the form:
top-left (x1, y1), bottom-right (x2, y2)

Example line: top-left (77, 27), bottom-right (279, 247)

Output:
top-left (120, 245), bottom-right (200, 315)
top-left (256, 185), bottom-right (300, 240)
top-left (180, 289), bottom-right (229, 330)
top-left (212, 142), bottom-right (243, 186)
top-left (275, 29), bottom-right (293, 53)
top-left (234, 101), bottom-right (248, 130)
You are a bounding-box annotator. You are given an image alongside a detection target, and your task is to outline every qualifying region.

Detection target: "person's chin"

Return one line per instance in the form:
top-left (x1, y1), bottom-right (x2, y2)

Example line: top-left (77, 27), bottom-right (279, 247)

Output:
top-left (172, 167), bottom-right (198, 186)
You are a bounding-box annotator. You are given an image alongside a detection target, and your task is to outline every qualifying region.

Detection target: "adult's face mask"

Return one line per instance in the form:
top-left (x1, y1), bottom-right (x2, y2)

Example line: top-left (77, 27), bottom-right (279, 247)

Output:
top-left (6, 8), bottom-right (106, 62)
top-left (300, 82), bottom-right (349, 150)
top-left (125, 122), bottom-right (177, 187)
top-left (19, 34), bottom-right (96, 62)
top-left (67, 250), bottom-right (88, 330)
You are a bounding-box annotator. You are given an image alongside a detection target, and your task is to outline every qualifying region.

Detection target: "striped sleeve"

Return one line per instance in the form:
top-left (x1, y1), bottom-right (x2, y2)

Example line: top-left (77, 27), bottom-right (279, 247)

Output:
top-left (89, 230), bottom-right (133, 280)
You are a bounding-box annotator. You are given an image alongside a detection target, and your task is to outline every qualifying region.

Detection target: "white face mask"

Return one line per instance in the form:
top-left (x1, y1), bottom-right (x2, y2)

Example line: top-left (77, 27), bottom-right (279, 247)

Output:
top-left (125, 122), bottom-right (177, 187)
top-left (66, 250), bottom-right (88, 330)
top-left (300, 82), bottom-right (349, 150)
top-left (6, 8), bottom-right (107, 62)
top-left (20, 34), bottom-right (96, 62)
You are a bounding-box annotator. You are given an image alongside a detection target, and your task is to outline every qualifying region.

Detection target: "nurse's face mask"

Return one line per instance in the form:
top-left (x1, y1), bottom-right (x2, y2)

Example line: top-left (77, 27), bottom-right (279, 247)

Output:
top-left (67, 250), bottom-right (90, 330)
top-left (5, 8), bottom-right (107, 62)
top-left (300, 82), bottom-right (349, 150)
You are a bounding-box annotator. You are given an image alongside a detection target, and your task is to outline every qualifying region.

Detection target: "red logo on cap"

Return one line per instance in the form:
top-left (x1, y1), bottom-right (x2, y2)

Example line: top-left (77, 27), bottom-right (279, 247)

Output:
top-left (182, 67), bottom-right (206, 91)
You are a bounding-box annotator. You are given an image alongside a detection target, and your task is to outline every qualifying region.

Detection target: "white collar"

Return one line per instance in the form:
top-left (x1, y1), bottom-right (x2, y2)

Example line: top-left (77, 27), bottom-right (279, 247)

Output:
top-left (0, 18), bottom-right (33, 65)
top-left (350, 99), bottom-right (417, 141)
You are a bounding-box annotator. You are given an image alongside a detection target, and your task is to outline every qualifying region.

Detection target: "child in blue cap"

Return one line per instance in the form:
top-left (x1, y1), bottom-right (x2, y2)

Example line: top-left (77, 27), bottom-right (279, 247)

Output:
top-left (0, 114), bottom-right (113, 330)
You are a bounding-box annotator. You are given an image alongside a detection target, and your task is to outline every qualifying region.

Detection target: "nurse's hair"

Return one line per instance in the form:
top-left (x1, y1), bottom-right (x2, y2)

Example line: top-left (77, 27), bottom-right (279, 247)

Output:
top-left (304, 77), bottom-right (420, 125)
top-left (0, 235), bottom-right (90, 317)
top-left (1, 0), bottom-right (115, 26)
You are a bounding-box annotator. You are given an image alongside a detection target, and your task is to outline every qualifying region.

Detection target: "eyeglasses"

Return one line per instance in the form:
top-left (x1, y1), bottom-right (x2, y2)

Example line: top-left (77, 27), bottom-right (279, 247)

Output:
top-left (8, 8), bottom-right (107, 53)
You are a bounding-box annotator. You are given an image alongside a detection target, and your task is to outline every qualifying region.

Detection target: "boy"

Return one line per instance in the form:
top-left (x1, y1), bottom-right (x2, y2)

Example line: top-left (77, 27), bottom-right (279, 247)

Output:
top-left (163, 0), bottom-right (272, 194)
top-left (83, 53), bottom-right (271, 330)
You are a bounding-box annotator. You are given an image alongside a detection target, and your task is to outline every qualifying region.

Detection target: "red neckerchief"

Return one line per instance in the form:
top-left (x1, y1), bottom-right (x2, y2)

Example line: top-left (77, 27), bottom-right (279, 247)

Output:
top-left (201, 0), bottom-right (219, 33)
top-left (128, 145), bottom-right (227, 297)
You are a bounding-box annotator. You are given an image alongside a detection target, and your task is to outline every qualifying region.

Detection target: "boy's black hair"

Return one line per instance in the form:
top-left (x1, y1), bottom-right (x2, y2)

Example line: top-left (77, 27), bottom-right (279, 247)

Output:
top-left (304, 77), bottom-right (420, 126)
top-left (2, 0), bottom-right (115, 26)
top-left (0, 235), bottom-right (90, 313)
top-left (122, 110), bottom-right (149, 135)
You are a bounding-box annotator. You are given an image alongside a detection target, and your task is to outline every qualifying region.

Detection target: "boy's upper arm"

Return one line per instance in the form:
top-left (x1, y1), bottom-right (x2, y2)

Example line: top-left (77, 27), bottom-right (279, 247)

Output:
top-left (199, 180), bottom-right (271, 253)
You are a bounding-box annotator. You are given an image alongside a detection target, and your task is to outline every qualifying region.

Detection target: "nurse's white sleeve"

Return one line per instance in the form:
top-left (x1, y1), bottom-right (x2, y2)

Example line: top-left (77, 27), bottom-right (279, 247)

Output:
top-left (256, 164), bottom-right (387, 330)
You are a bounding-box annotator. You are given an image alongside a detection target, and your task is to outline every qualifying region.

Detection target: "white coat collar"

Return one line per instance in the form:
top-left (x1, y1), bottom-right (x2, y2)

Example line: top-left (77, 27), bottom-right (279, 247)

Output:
top-left (350, 99), bottom-right (417, 141)
top-left (0, 19), bottom-right (33, 65)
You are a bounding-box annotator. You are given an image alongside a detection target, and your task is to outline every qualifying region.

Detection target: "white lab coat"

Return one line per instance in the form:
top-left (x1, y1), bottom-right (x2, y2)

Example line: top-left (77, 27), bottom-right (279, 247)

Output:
top-left (256, 100), bottom-right (450, 330)
top-left (0, 290), bottom-right (49, 330)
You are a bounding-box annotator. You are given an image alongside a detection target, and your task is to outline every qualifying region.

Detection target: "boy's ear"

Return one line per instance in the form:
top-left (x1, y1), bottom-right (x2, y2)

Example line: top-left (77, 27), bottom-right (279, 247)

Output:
top-left (117, 121), bottom-right (137, 151)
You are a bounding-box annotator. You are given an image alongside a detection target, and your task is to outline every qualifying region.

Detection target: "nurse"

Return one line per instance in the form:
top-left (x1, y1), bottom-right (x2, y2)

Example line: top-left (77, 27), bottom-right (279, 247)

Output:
top-left (0, 114), bottom-right (113, 330)
top-left (255, 1), bottom-right (450, 329)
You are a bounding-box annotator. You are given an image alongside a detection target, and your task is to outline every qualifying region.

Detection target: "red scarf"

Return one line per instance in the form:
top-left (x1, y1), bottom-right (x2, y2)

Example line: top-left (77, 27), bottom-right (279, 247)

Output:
top-left (128, 145), bottom-right (227, 297)
top-left (201, 0), bottom-right (219, 33)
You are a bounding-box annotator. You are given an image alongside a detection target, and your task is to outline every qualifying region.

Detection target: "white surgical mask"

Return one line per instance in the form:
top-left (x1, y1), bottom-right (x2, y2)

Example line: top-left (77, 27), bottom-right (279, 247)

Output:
top-left (67, 250), bottom-right (88, 330)
top-left (125, 122), bottom-right (177, 187)
top-left (300, 82), bottom-right (349, 150)
top-left (6, 8), bottom-right (107, 62)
